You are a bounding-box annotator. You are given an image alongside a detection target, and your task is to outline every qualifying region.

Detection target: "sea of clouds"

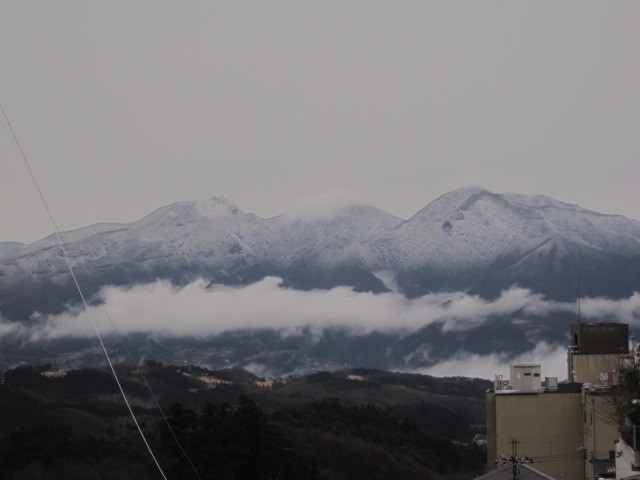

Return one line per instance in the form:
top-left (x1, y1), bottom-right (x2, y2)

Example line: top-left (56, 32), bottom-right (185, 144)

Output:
top-left (2, 277), bottom-right (640, 379)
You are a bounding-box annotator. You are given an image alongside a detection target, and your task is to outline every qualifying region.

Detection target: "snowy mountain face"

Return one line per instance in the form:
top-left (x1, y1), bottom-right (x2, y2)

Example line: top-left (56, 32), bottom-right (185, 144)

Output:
top-left (399, 189), bottom-right (640, 268)
top-left (395, 190), bottom-right (640, 299)
top-left (2, 188), bottom-right (640, 321)
top-left (272, 204), bottom-right (402, 269)
top-left (0, 242), bottom-right (25, 259)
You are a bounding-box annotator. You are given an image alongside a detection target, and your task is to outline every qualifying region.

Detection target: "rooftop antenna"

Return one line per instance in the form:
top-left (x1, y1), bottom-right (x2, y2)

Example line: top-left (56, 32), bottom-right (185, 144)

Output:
top-left (567, 270), bottom-right (581, 382)
top-left (577, 272), bottom-right (582, 325)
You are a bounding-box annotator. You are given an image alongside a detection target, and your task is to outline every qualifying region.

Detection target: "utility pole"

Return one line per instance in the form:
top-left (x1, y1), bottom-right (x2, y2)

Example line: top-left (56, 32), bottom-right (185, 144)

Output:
top-left (511, 439), bottom-right (519, 480)
top-left (592, 398), bottom-right (597, 480)
top-left (578, 446), bottom-right (587, 480)
top-left (494, 438), bottom-right (533, 480)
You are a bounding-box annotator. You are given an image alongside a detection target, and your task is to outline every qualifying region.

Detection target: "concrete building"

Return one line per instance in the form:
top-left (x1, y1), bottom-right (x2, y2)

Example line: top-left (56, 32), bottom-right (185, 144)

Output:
top-left (487, 323), bottom-right (629, 480)
top-left (569, 323), bottom-right (629, 385)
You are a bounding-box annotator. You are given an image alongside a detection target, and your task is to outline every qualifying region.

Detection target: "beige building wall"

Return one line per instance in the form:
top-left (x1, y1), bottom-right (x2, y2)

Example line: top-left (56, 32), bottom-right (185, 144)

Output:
top-left (572, 353), bottom-right (625, 385)
top-left (487, 391), bottom-right (584, 480)
top-left (582, 394), bottom-right (619, 477)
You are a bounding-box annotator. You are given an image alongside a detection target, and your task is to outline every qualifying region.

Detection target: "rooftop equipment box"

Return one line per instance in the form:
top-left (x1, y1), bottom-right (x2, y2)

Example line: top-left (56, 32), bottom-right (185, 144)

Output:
top-left (510, 364), bottom-right (541, 392)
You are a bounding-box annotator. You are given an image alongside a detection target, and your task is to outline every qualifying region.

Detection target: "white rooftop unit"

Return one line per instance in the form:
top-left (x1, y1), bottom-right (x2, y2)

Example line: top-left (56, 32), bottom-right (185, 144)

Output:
top-left (510, 364), bottom-right (542, 392)
top-left (545, 376), bottom-right (558, 392)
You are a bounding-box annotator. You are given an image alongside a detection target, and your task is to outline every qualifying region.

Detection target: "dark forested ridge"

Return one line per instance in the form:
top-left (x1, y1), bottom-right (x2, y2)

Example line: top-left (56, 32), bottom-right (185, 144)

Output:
top-left (0, 363), bottom-right (489, 479)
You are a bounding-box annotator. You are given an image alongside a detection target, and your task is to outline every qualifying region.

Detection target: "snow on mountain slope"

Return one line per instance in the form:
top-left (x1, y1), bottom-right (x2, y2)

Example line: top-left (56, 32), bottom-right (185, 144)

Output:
top-left (272, 204), bottom-right (402, 268)
top-left (0, 242), bottom-right (25, 259)
top-left (395, 189), bottom-right (552, 270)
top-left (2, 188), bottom-right (640, 316)
top-left (125, 197), bottom-right (282, 265)
top-left (503, 193), bottom-right (640, 254)
top-left (396, 188), bottom-right (640, 270)
top-left (0, 198), bottom-right (281, 284)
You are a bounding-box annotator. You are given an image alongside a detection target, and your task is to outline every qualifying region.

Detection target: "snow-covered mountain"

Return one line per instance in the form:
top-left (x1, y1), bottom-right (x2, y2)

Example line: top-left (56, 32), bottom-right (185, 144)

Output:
top-left (0, 242), bottom-right (24, 259)
top-left (2, 188), bottom-right (640, 320)
top-left (272, 204), bottom-right (401, 269)
top-left (394, 188), bottom-right (640, 298)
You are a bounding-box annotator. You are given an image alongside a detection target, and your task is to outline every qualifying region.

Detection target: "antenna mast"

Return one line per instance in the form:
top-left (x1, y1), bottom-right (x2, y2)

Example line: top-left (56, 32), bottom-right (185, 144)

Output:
top-left (577, 272), bottom-right (581, 324)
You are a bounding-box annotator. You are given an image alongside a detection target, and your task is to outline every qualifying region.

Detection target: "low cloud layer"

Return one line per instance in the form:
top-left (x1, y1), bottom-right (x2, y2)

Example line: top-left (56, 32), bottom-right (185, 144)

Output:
top-left (3, 278), bottom-right (553, 341)
top-left (419, 342), bottom-right (569, 380)
top-left (3, 277), bottom-right (640, 342)
top-left (5, 277), bottom-right (640, 340)
top-left (2, 277), bottom-right (640, 378)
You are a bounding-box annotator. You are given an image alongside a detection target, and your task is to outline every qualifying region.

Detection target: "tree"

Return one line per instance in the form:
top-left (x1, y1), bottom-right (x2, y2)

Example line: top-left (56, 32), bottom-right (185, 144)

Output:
top-left (603, 344), bottom-right (640, 449)
top-left (160, 398), bottom-right (319, 480)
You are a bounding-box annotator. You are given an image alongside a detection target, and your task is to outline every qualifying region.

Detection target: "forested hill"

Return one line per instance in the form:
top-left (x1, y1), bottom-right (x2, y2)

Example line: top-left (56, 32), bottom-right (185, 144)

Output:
top-left (0, 363), bottom-right (489, 479)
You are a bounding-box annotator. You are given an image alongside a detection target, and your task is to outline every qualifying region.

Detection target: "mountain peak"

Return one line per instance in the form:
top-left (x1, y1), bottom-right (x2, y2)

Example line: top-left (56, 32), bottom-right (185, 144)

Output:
top-left (450, 186), bottom-right (492, 197)
top-left (410, 186), bottom-right (493, 222)
top-left (281, 190), bottom-right (376, 223)
top-left (195, 197), bottom-right (242, 219)
top-left (0, 242), bottom-right (25, 259)
top-left (502, 193), bottom-right (581, 211)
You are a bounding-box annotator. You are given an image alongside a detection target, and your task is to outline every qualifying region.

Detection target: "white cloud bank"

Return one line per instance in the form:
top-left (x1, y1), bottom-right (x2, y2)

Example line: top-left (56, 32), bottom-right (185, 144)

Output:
top-left (419, 342), bottom-right (570, 380)
top-left (5, 277), bottom-right (638, 341)
top-left (11, 278), bottom-right (562, 341)
top-left (2, 277), bottom-right (639, 378)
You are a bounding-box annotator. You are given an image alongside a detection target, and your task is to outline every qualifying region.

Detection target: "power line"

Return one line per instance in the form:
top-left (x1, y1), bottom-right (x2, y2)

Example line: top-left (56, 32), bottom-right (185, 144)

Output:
top-left (100, 304), bottom-right (203, 480)
top-left (494, 439), bottom-right (533, 480)
top-left (1, 102), bottom-right (169, 480)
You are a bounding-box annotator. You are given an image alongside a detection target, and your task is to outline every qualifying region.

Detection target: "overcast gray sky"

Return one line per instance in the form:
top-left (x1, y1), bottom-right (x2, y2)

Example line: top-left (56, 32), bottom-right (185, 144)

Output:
top-left (2, 1), bottom-right (639, 243)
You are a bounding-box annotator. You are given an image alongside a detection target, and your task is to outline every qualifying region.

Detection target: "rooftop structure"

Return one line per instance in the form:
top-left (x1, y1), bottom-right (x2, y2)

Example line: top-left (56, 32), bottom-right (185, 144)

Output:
top-left (487, 322), bottom-right (630, 480)
top-left (571, 323), bottom-right (629, 355)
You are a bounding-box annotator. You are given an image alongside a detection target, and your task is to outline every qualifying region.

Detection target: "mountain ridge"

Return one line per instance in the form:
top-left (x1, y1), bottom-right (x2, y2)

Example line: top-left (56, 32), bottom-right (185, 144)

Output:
top-left (2, 187), bottom-right (640, 321)
top-left (0, 241), bottom-right (26, 259)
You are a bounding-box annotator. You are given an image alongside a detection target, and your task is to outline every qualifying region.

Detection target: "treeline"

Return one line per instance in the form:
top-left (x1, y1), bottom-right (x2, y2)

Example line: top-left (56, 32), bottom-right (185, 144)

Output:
top-left (272, 398), bottom-right (484, 475)
top-left (0, 363), bottom-right (487, 479)
top-left (160, 397), bottom-right (319, 479)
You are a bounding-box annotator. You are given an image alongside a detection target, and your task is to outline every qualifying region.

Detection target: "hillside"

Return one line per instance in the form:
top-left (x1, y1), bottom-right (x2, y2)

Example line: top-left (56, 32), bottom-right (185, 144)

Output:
top-left (0, 242), bottom-right (24, 259)
top-left (0, 363), bottom-right (488, 479)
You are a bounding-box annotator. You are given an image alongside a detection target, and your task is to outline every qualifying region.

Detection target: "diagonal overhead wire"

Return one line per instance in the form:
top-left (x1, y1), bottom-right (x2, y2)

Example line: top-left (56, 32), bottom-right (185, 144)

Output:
top-left (1, 102), bottom-right (170, 480)
top-left (101, 304), bottom-right (203, 480)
